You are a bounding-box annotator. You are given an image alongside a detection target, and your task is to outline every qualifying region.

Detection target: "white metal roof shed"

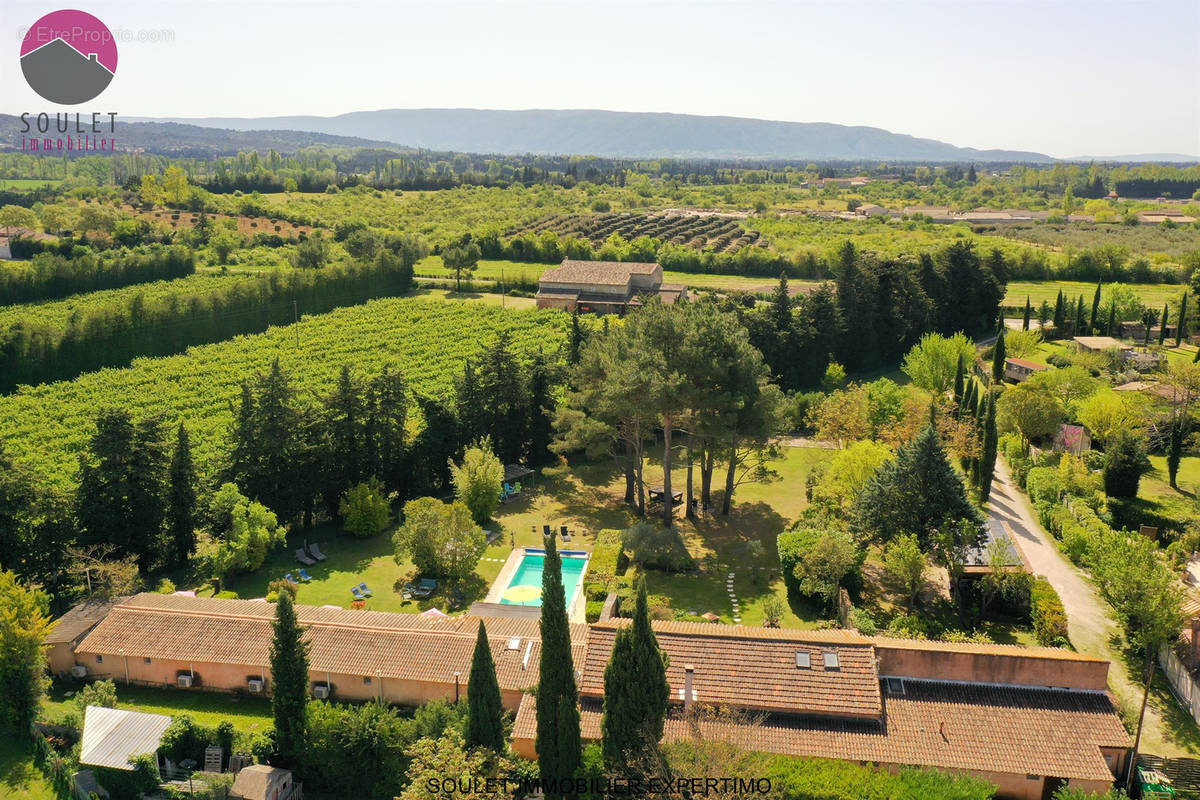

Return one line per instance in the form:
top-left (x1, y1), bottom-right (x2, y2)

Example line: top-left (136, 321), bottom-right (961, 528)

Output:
top-left (80, 705), bottom-right (173, 770)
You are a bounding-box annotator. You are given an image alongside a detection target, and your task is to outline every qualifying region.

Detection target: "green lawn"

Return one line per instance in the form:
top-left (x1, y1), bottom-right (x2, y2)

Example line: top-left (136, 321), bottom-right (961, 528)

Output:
top-left (1005, 280), bottom-right (1184, 309)
top-left (0, 178), bottom-right (62, 190)
top-left (41, 680), bottom-right (273, 734)
top-left (0, 737), bottom-right (55, 800)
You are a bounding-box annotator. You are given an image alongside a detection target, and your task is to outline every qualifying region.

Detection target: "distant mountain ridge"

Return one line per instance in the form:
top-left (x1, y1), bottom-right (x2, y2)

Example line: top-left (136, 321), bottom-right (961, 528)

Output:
top-left (126, 108), bottom-right (1057, 162)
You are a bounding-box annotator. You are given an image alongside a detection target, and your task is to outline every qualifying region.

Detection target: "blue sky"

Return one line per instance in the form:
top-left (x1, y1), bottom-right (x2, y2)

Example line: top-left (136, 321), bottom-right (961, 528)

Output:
top-left (2, 0), bottom-right (1197, 158)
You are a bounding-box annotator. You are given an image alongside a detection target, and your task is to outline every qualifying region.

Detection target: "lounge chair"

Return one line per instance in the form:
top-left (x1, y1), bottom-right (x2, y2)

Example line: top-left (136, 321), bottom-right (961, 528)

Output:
top-left (351, 586), bottom-right (365, 601)
top-left (298, 569), bottom-right (313, 582)
top-left (358, 582), bottom-right (373, 597)
top-left (560, 525), bottom-right (572, 542)
top-left (543, 524), bottom-right (553, 538)
top-left (418, 578), bottom-right (437, 594)
top-left (284, 573), bottom-right (297, 584)
top-left (295, 549), bottom-right (316, 566)
top-left (307, 542), bottom-right (328, 561)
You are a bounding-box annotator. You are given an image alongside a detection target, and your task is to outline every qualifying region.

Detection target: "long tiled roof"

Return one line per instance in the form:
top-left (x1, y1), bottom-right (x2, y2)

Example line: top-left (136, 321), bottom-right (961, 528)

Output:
top-left (75, 594), bottom-right (586, 691)
top-left (540, 260), bottom-right (658, 286)
top-left (581, 620), bottom-right (881, 718)
top-left (514, 678), bottom-right (1128, 782)
top-left (45, 596), bottom-right (130, 644)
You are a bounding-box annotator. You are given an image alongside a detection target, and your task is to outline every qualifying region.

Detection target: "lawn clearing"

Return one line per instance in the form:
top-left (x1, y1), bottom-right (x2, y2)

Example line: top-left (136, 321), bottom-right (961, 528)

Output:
top-left (41, 679), bottom-right (273, 734)
top-left (0, 737), bottom-right (55, 800)
top-left (1005, 280), bottom-right (1184, 310)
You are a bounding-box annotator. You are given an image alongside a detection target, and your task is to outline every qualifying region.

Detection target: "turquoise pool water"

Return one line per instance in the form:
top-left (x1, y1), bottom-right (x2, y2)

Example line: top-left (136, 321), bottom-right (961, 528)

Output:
top-left (499, 550), bottom-right (588, 608)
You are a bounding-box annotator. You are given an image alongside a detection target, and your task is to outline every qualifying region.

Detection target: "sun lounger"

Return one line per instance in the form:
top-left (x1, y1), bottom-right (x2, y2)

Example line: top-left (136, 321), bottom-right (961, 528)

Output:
top-left (543, 524), bottom-right (553, 539)
top-left (358, 582), bottom-right (373, 597)
top-left (295, 549), bottom-right (316, 566)
top-left (307, 542), bottom-right (328, 561)
top-left (298, 569), bottom-right (313, 582)
top-left (351, 586), bottom-right (365, 601)
top-left (560, 525), bottom-right (572, 542)
top-left (284, 573), bottom-right (297, 584)
top-left (418, 578), bottom-right (437, 592)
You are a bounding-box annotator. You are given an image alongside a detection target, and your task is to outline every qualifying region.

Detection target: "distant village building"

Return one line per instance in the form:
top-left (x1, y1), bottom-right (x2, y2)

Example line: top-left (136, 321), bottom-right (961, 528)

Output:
top-left (535, 259), bottom-right (687, 314)
top-left (1004, 357), bottom-right (1049, 383)
top-left (855, 203), bottom-right (888, 217)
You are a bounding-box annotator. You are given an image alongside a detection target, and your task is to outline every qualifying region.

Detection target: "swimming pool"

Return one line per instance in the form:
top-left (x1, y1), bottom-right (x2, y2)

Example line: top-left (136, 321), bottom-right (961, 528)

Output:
top-left (499, 549), bottom-right (588, 610)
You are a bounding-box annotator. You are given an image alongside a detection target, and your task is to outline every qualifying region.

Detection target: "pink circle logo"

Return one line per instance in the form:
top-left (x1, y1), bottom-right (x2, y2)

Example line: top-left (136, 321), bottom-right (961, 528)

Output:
top-left (20, 10), bottom-right (117, 104)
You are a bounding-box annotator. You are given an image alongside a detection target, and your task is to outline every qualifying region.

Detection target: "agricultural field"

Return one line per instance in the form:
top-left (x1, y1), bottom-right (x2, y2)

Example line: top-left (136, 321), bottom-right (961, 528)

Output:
top-left (1004, 280), bottom-right (1186, 309)
top-left (0, 297), bottom-right (568, 490)
top-left (511, 211), bottom-right (763, 253)
top-left (0, 272), bottom-right (265, 332)
top-left (994, 220), bottom-right (1200, 260)
top-left (119, 204), bottom-right (318, 239)
top-left (0, 177), bottom-right (62, 190)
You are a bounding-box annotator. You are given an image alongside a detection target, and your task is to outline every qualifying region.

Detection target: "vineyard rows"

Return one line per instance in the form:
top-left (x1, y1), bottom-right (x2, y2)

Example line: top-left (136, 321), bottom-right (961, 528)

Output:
top-left (512, 213), bottom-right (763, 253)
top-left (0, 273), bottom-right (264, 332)
top-left (0, 297), bottom-right (567, 491)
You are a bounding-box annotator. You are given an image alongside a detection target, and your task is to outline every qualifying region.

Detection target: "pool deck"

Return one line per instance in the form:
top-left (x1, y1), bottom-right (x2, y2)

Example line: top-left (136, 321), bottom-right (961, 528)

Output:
top-left (484, 546), bottom-right (589, 624)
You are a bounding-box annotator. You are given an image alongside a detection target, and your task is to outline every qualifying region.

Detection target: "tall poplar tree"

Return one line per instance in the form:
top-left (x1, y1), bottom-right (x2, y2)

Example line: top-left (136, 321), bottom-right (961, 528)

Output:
top-left (270, 592), bottom-right (310, 768)
top-left (536, 534), bottom-right (580, 798)
top-left (466, 620), bottom-right (505, 751)
top-left (167, 422), bottom-right (197, 567)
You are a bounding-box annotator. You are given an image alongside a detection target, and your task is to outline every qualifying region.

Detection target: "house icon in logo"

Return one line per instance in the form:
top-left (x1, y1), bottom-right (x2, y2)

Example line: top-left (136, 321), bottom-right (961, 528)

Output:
top-left (19, 10), bottom-right (117, 105)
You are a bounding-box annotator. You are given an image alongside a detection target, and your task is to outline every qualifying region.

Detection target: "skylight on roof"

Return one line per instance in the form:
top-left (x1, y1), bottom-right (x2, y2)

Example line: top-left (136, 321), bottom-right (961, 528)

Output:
top-left (823, 651), bottom-right (840, 669)
top-left (507, 637), bottom-right (521, 650)
top-left (795, 651), bottom-right (811, 669)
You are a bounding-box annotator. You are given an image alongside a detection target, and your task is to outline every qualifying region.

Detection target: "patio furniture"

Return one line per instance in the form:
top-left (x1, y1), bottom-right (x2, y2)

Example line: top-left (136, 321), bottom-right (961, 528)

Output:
top-left (306, 542), bottom-right (328, 561)
top-left (543, 524), bottom-right (553, 538)
top-left (295, 549), bottom-right (316, 566)
top-left (298, 569), bottom-right (313, 582)
top-left (358, 582), bottom-right (373, 597)
top-left (283, 573), bottom-right (297, 585)
top-left (351, 586), bottom-right (365, 601)
top-left (485, 529), bottom-right (502, 545)
top-left (418, 578), bottom-right (438, 592)
top-left (560, 525), bottom-right (572, 542)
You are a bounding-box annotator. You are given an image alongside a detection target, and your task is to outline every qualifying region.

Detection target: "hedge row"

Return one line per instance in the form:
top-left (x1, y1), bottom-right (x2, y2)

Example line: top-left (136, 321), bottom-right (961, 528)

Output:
top-left (1030, 578), bottom-right (1069, 647)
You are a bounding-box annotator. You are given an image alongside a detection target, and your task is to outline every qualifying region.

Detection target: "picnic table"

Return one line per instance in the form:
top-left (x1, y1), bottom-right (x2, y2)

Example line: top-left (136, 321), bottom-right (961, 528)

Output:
top-left (648, 485), bottom-right (683, 505)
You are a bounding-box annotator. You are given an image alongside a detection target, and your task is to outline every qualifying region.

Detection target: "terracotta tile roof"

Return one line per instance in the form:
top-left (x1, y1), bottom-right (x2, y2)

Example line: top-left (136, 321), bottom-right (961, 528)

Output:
top-left (1005, 357), bottom-right (1048, 371)
top-left (46, 596), bottom-right (130, 644)
top-left (75, 594), bottom-right (586, 691)
top-left (870, 635), bottom-right (1107, 662)
top-left (540, 260), bottom-right (659, 287)
top-left (513, 678), bottom-right (1128, 782)
top-left (581, 620), bottom-right (881, 718)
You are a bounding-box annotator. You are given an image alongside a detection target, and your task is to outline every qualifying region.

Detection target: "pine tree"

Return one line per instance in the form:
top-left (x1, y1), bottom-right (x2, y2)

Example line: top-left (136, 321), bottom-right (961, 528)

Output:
top-left (1178, 292), bottom-right (1189, 347)
top-left (536, 534), bottom-right (580, 798)
top-left (528, 351), bottom-right (556, 465)
top-left (321, 365), bottom-right (365, 518)
top-left (1159, 304), bottom-right (1170, 346)
top-left (270, 592), bottom-right (310, 768)
top-left (952, 354), bottom-right (965, 408)
top-left (601, 578), bottom-right (669, 773)
top-left (991, 329), bottom-right (1006, 384)
top-left (466, 620), bottom-right (505, 751)
top-left (1090, 283), bottom-right (1102, 335)
top-left (1022, 297), bottom-right (1031, 331)
top-left (367, 365), bottom-right (408, 496)
top-left (167, 422), bottom-right (197, 567)
top-left (979, 392), bottom-right (998, 502)
top-left (1053, 291), bottom-right (1065, 331)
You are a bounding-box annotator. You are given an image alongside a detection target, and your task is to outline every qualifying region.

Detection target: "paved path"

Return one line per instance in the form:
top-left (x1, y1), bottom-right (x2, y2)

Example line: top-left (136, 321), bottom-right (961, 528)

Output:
top-left (989, 458), bottom-right (1189, 757)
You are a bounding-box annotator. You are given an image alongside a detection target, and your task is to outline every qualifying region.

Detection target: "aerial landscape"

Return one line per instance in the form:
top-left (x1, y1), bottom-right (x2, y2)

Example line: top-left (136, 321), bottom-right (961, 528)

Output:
top-left (1, 1), bottom-right (1199, 799)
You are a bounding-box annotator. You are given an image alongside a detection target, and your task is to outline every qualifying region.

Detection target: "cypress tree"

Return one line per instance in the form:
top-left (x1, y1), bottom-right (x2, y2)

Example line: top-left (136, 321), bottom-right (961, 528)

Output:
top-left (601, 578), bottom-right (669, 773)
top-left (270, 591), bottom-right (310, 769)
top-left (979, 392), bottom-right (998, 502)
top-left (1168, 419), bottom-right (1184, 489)
top-left (1052, 291), bottom-right (1065, 331)
top-left (952, 354), bottom-right (965, 408)
top-left (568, 308), bottom-right (584, 366)
top-left (991, 329), bottom-right (1006, 384)
top-left (1090, 283), bottom-right (1102, 335)
top-left (1075, 295), bottom-right (1086, 336)
top-left (1022, 297), bottom-right (1031, 331)
top-left (466, 620), bottom-right (505, 751)
top-left (1194, 345), bottom-right (1200, 364)
top-left (167, 422), bottom-right (197, 567)
top-left (1159, 304), bottom-right (1170, 346)
top-left (536, 534), bottom-right (580, 798)
top-left (1107, 302), bottom-right (1116, 337)
top-left (1178, 292), bottom-right (1189, 347)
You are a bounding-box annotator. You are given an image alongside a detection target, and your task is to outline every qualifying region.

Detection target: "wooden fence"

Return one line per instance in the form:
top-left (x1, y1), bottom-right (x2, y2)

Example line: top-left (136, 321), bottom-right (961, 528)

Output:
top-left (1159, 644), bottom-right (1200, 727)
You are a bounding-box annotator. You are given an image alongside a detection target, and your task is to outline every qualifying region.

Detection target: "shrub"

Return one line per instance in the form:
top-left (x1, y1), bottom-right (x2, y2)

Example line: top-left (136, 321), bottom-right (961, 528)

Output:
top-left (340, 479), bottom-right (392, 538)
top-left (267, 579), bottom-right (297, 601)
top-left (589, 529), bottom-right (626, 578)
top-left (1031, 578), bottom-right (1069, 647)
top-left (156, 578), bottom-right (176, 594)
top-left (449, 438), bottom-right (504, 525)
top-left (623, 521), bottom-right (696, 572)
top-left (214, 590), bottom-right (239, 599)
top-left (585, 600), bottom-right (604, 623)
top-left (1103, 430), bottom-right (1151, 498)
